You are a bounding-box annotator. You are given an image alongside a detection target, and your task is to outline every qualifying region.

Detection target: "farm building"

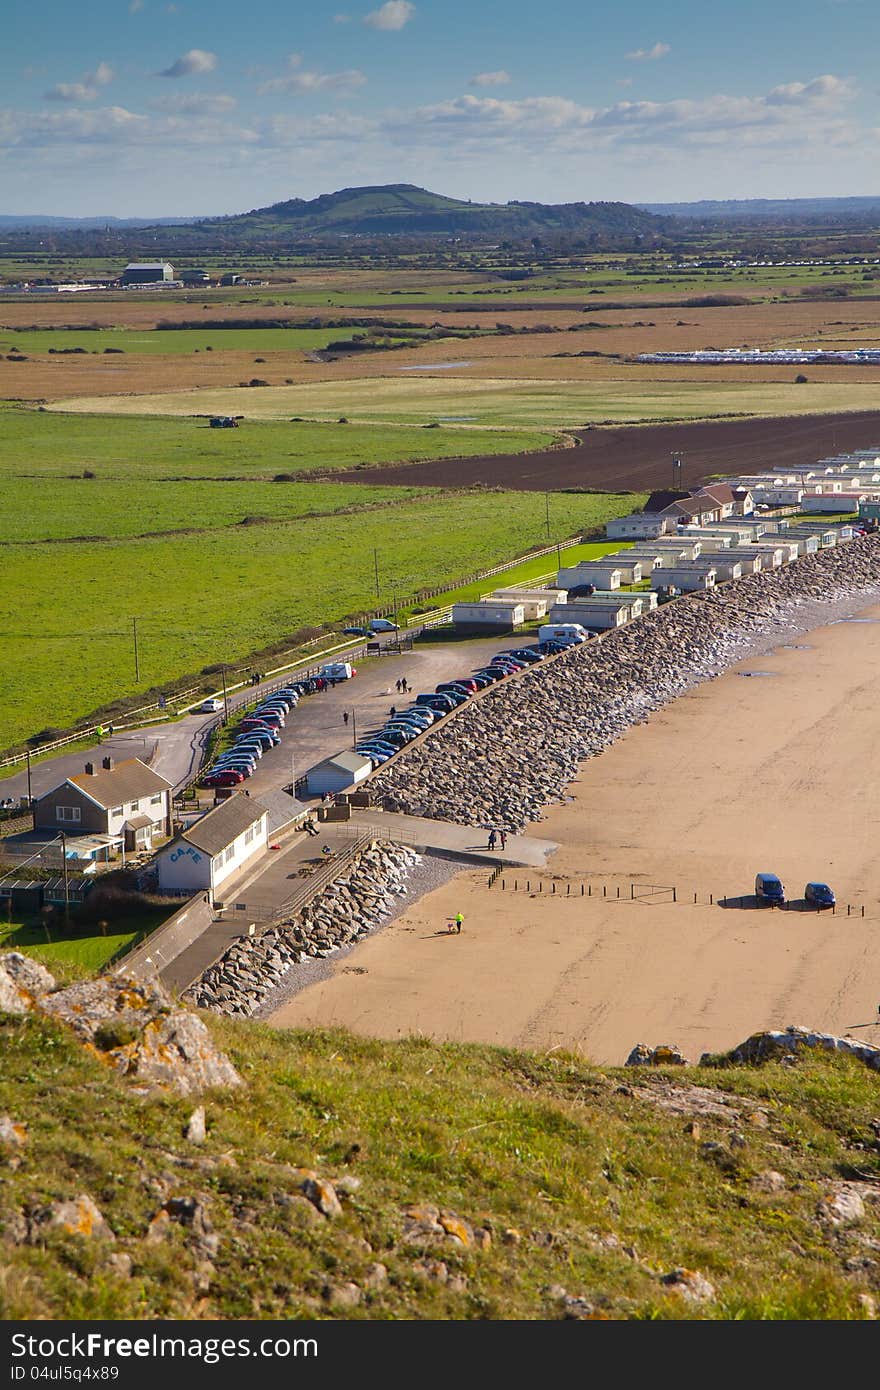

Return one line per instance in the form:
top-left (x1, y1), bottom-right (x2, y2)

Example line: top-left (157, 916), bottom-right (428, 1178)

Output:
top-left (548, 599), bottom-right (630, 629)
top-left (650, 564), bottom-right (716, 592)
top-left (181, 269), bottom-right (210, 285)
top-left (121, 262), bottom-right (175, 284)
top-left (307, 751), bottom-right (373, 797)
top-left (34, 757), bottom-right (172, 853)
top-left (606, 513), bottom-right (675, 540)
top-left (156, 793), bottom-right (268, 899)
top-left (557, 562), bottom-right (624, 591)
top-left (452, 600), bottom-right (525, 631)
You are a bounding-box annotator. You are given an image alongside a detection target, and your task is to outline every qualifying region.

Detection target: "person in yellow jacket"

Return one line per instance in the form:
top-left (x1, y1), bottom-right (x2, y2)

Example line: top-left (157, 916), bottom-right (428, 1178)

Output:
top-left (454, 912), bottom-right (463, 934)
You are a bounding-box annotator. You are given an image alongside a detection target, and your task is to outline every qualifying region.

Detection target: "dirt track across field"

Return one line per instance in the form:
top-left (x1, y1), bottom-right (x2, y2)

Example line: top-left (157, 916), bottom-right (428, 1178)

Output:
top-left (318, 410), bottom-right (880, 493)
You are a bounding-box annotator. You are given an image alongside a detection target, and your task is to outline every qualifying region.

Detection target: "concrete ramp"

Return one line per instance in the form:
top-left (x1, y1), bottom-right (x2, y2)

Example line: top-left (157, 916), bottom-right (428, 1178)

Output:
top-left (348, 809), bottom-right (557, 867)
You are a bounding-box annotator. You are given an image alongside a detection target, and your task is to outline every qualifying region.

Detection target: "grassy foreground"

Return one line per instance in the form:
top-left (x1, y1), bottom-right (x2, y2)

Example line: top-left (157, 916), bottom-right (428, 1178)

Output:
top-left (0, 1010), bottom-right (877, 1319)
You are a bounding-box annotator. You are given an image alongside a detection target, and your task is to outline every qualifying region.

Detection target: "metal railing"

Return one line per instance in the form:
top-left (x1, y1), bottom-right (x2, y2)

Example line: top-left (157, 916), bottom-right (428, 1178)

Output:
top-left (214, 833), bottom-right (374, 925)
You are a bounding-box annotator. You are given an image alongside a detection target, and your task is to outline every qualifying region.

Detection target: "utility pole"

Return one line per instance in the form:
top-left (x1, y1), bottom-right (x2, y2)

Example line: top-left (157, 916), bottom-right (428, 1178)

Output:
top-left (60, 831), bottom-right (69, 924)
top-left (25, 748), bottom-right (32, 811)
top-left (351, 709), bottom-right (358, 750)
top-left (221, 665), bottom-right (229, 723)
top-left (373, 547), bottom-right (381, 602)
top-left (545, 492), bottom-right (551, 539)
top-left (131, 616), bottom-right (140, 682)
top-left (671, 454), bottom-right (684, 490)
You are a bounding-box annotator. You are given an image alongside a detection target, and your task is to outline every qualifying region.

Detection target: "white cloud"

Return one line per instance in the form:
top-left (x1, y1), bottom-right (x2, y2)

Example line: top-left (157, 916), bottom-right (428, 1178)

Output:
top-left (364, 1), bottom-right (414, 30)
top-left (470, 70), bottom-right (511, 87)
top-left (159, 48), bottom-right (217, 78)
top-left (258, 56), bottom-right (367, 96)
top-left (45, 62), bottom-right (115, 103)
top-left (625, 42), bottom-right (671, 61)
top-left (150, 92), bottom-right (238, 114)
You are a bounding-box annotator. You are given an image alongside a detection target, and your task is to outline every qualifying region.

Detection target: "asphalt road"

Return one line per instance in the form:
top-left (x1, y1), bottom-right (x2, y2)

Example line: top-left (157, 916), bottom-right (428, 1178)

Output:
top-left (3, 633), bottom-right (511, 806)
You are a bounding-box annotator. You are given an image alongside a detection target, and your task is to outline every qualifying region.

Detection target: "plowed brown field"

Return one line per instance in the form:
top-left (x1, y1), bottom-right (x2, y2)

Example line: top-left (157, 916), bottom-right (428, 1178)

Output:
top-left (320, 410), bottom-right (880, 493)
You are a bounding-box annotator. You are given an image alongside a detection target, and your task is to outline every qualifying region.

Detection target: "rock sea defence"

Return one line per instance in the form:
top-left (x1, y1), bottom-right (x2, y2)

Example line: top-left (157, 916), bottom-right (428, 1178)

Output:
top-left (371, 536), bottom-right (880, 831)
top-left (185, 841), bottom-right (420, 1017)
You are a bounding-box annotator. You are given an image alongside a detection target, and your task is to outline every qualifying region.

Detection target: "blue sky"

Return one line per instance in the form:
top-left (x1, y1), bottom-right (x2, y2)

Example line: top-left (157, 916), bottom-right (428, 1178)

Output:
top-left (1, 0), bottom-right (879, 215)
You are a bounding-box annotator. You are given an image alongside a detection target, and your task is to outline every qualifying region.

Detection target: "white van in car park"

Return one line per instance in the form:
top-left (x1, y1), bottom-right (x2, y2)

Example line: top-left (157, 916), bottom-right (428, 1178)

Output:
top-left (537, 623), bottom-right (589, 645)
top-left (319, 661), bottom-right (356, 682)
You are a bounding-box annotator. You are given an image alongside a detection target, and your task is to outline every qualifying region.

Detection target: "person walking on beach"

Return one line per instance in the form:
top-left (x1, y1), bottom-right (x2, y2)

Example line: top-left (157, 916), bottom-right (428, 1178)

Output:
top-left (401, 677), bottom-right (408, 693)
top-left (454, 912), bottom-right (463, 934)
top-left (396, 678), bottom-right (402, 693)
top-left (500, 830), bottom-right (507, 851)
top-left (343, 710), bottom-right (349, 726)
top-left (488, 829), bottom-right (497, 851)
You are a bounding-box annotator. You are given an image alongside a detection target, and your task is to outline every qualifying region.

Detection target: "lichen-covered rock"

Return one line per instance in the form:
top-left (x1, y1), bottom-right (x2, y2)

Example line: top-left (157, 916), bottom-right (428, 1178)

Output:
top-left (702, 1025), bottom-right (880, 1073)
top-left (660, 1268), bottom-right (716, 1303)
top-left (626, 1042), bottom-right (690, 1067)
top-left (818, 1186), bottom-right (865, 1227)
top-left (29, 1194), bottom-right (114, 1243)
top-left (0, 952), bottom-right (55, 1015)
top-left (40, 975), bottom-right (240, 1095)
top-left (0, 1116), bottom-right (27, 1151)
top-left (289, 1169), bottom-right (343, 1219)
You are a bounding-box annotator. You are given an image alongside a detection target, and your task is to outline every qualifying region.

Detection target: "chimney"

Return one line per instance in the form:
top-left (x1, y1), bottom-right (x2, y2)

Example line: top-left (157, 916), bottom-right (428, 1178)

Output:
top-left (84, 762), bottom-right (96, 776)
top-left (102, 756), bottom-right (114, 771)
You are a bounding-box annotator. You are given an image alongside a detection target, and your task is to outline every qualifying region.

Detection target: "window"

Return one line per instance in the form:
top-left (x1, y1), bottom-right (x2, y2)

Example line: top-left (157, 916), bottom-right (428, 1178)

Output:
top-left (224, 845), bottom-right (235, 864)
top-left (57, 806), bottom-right (81, 823)
top-left (111, 805), bottom-right (123, 817)
top-left (150, 794), bottom-right (162, 806)
top-left (129, 800), bottom-right (140, 812)
top-left (244, 826), bottom-right (254, 845)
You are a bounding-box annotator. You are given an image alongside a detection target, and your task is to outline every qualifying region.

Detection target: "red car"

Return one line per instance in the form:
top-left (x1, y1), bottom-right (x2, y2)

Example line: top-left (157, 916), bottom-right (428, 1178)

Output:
top-left (203, 768), bottom-right (245, 787)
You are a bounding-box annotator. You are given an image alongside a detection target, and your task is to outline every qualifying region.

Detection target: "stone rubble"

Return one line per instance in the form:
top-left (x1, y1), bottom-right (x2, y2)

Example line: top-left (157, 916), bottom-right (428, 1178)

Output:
top-left (369, 536), bottom-right (880, 831)
top-left (185, 841), bottom-right (421, 1017)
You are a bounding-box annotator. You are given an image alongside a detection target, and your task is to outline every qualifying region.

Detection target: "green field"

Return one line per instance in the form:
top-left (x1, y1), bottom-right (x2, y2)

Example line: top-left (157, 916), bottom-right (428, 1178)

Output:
top-left (0, 477), bottom-right (430, 542)
top-left (0, 327), bottom-right (368, 355)
top-left (0, 909), bottom-right (170, 974)
top-left (55, 375), bottom-right (880, 429)
top-left (0, 486), bottom-right (637, 748)
top-left (0, 405), bottom-right (554, 478)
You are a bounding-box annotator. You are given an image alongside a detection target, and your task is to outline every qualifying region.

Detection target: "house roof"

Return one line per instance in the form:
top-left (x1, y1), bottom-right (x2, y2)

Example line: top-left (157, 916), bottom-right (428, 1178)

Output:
top-left (123, 814), bottom-right (153, 831)
top-left (325, 751), bottom-right (373, 775)
top-left (256, 788), bottom-right (309, 836)
top-left (64, 758), bottom-right (171, 810)
top-left (661, 497), bottom-right (720, 520)
top-left (698, 483), bottom-right (735, 506)
top-left (182, 794), bottom-right (267, 858)
top-left (645, 489), bottom-right (691, 513)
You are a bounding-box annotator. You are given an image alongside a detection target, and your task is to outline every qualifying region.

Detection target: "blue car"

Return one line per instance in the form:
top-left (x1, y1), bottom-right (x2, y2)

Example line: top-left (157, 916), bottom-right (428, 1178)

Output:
top-left (804, 881), bottom-right (835, 909)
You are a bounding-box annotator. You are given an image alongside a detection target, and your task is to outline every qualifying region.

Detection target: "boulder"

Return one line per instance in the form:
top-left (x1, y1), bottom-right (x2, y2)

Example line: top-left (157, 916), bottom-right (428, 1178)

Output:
top-left (0, 952), bottom-right (55, 1015)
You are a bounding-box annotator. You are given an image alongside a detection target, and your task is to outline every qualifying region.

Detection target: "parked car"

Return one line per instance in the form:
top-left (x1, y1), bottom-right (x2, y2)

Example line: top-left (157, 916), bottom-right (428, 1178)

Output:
top-left (436, 682), bottom-right (473, 698)
top-left (247, 711), bottom-right (284, 728)
top-left (395, 709), bottom-right (433, 729)
top-left (492, 654), bottom-right (526, 669)
top-left (467, 673), bottom-right (495, 690)
top-left (237, 724), bottom-right (279, 745)
top-left (199, 697), bottom-right (224, 713)
top-left (358, 739), bottom-right (399, 757)
top-left (203, 769), bottom-right (245, 787)
top-left (380, 728), bottom-right (414, 747)
top-left (343, 626), bottom-right (370, 637)
top-left (416, 692), bottom-right (455, 711)
top-left (232, 739), bottom-right (263, 756)
top-left (509, 648), bottom-right (544, 663)
top-left (355, 746), bottom-right (391, 766)
top-left (369, 618), bottom-right (399, 633)
top-left (535, 640), bottom-right (567, 655)
top-left (403, 704), bottom-right (437, 723)
top-left (320, 662), bottom-right (356, 682)
top-left (473, 666), bottom-right (507, 682)
top-left (447, 677), bottom-right (479, 693)
top-left (239, 716), bottom-right (280, 733)
top-left (256, 699), bottom-right (291, 714)
top-left (804, 881), bottom-right (836, 908)
top-left (433, 686), bottom-right (469, 706)
top-left (755, 872), bottom-right (786, 907)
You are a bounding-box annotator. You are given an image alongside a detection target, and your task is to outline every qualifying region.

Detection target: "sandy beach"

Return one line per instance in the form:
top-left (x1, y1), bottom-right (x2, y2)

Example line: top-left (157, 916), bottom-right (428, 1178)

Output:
top-left (269, 602), bottom-right (880, 1063)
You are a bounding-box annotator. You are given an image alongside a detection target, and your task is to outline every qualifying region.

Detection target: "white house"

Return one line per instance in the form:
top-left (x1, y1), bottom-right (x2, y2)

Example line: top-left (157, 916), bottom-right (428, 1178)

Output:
top-left (606, 513), bottom-right (675, 540)
top-left (308, 751), bottom-right (374, 796)
top-left (706, 557), bottom-right (744, 582)
top-left (34, 756), bottom-right (172, 853)
top-left (725, 549), bottom-right (764, 575)
top-left (593, 555), bottom-right (645, 584)
top-left (156, 793), bottom-right (268, 898)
